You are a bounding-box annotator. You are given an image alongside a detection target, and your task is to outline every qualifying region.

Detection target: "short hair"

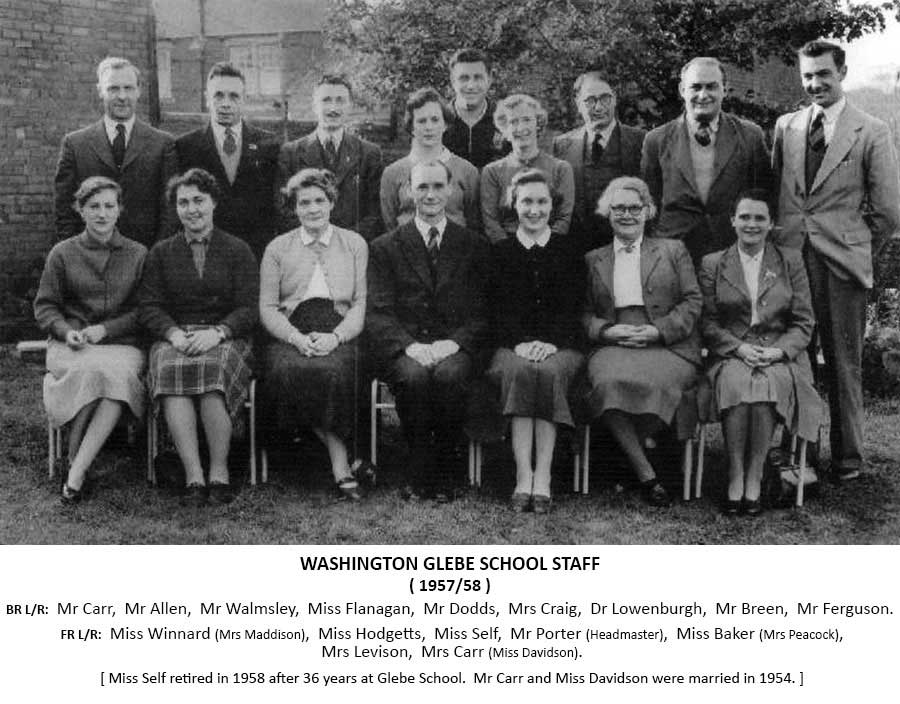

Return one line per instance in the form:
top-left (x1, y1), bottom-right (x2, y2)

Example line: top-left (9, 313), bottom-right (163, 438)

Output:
top-left (596, 176), bottom-right (657, 220)
top-left (409, 159), bottom-right (453, 186)
top-left (316, 74), bottom-right (354, 100)
top-left (74, 176), bottom-right (122, 209)
top-left (798, 40), bottom-right (846, 69)
top-left (282, 168), bottom-right (339, 206)
top-left (207, 61), bottom-right (245, 85)
top-left (731, 187), bottom-right (774, 217)
top-left (96, 56), bottom-right (140, 85)
top-left (166, 168), bottom-right (221, 207)
top-left (679, 57), bottom-right (727, 86)
top-left (505, 168), bottom-right (558, 211)
top-left (449, 48), bottom-right (492, 73)
top-left (573, 70), bottom-right (614, 96)
top-left (493, 93), bottom-right (548, 134)
top-left (403, 87), bottom-right (454, 134)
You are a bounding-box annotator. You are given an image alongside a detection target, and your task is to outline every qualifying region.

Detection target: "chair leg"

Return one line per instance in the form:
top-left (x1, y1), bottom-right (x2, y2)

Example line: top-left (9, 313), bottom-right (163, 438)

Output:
top-left (694, 424), bottom-right (706, 499)
top-left (48, 421), bottom-right (56, 478)
top-left (682, 437), bottom-right (693, 501)
top-left (581, 425), bottom-right (590, 495)
top-left (248, 380), bottom-right (257, 486)
top-left (370, 379), bottom-right (378, 467)
top-left (475, 442), bottom-right (483, 487)
top-left (468, 442), bottom-right (475, 486)
top-left (261, 448), bottom-right (269, 484)
top-left (147, 410), bottom-right (157, 486)
top-left (795, 438), bottom-right (807, 508)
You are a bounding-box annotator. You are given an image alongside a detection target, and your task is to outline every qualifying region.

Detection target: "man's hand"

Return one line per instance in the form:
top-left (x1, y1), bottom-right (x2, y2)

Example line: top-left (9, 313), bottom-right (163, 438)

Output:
top-left (82, 324), bottom-right (107, 344)
top-left (429, 339), bottom-right (460, 363)
top-left (65, 329), bottom-right (86, 350)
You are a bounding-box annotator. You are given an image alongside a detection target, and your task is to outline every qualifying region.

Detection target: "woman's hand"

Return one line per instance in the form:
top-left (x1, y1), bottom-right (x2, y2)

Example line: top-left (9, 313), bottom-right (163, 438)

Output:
top-left (65, 329), bottom-right (86, 350)
top-left (183, 328), bottom-right (221, 356)
top-left (514, 341), bottom-right (557, 362)
top-left (756, 346), bottom-right (786, 366)
top-left (82, 324), bottom-right (107, 344)
top-left (737, 343), bottom-right (767, 367)
top-left (289, 330), bottom-right (314, 357)
top-left (308, 331), bottom-right (339, 357)
top-left (167, 329), bottom-right (191, 353)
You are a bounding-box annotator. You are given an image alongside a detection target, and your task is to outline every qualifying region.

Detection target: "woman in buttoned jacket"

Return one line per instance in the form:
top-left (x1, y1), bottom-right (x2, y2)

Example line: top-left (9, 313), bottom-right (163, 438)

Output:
top-left (699, 189), bottom-right (823, 515)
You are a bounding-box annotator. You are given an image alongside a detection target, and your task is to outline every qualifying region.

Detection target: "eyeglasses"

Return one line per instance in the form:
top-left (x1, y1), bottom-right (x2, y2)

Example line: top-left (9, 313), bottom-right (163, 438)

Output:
top-left (581, 94), bottom-right (615, 108)
top-left (609, 204), bottom-right (644, 216)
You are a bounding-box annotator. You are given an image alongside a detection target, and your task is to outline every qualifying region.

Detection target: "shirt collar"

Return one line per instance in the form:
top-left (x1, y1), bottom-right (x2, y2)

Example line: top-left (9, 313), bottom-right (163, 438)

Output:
top-left (737, 245), bottom-right (764, 265)
top-left (614, 234), bottom-right (643, 253)
top-left (414, 216), bottom-right (447, 244)
top-left (316, 126), bottom-right (344, 150)
top-left (78, 228), bottom-right (126, 250)
top-left (299, 225), bottom-right (333, 247)
top-left (103, 115), bottom-right (135, 144)
top-left (516, 228), bottom-right (551, 250)
top-left (814, 96), bottom-right (846, 124)
top-left (210, 120), bottom-right (242, 149)
top-left (586, 120), bottom-right (617, 146)
top-left (184, 229), bottom-right (212, 245)
top-left (685, 112), bottom-right (720, 134)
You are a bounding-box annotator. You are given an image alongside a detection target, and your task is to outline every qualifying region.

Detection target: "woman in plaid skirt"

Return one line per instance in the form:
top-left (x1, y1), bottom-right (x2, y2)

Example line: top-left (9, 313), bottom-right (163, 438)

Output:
top-left (139, 169), bottom-right (259, 506)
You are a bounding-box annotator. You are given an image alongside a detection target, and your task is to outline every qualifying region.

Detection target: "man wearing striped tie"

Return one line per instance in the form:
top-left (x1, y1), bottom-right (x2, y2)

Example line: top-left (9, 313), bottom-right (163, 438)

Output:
top-left (772, 40), bottom-right (900, 481)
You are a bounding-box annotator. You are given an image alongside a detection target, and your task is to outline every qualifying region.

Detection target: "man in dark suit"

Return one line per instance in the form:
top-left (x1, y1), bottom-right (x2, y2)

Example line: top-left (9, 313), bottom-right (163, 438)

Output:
top-left (176, 62), bottom-right (280, 259)
top-left (367, 160), bottom-right (489, 502)
top-left (641, 57), bottom-right (772, 263)
top-left (55, 57), bottom-right (177, 247)
top-left (276, 75), bottom-right (383, 240)
top-left (773, 40), bottom-right (900, 480)
top-left (553, 71), bottom-right (646, 252)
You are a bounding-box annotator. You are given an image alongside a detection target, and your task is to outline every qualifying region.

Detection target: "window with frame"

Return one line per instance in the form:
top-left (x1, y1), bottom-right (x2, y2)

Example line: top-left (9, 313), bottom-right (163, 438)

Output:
top-left (229, 41), bottom-right (282, 96)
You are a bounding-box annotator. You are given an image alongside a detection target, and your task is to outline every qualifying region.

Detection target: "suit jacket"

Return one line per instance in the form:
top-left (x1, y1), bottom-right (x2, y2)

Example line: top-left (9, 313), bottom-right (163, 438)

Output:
top-left (276, 130), bottom-right (383, 241)
top-left (552, 122), bottom-right (645, 250)
top-left (641, 112), bottom-right (772, 262)
top-left (55, 119), bottom-right (178, 246)
top-left (176, 122), bottom-right (280, 258)
top-left (772, 102), bottom-right (900, 289)
top-left (366, 220), bottom-right (490, 366)
top-left (582, 237), bottom-right (702, 365)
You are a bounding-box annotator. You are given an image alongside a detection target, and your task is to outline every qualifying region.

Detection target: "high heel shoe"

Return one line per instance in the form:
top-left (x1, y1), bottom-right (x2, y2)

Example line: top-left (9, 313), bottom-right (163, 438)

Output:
top-left (742, 498), bottom-right (762, 517)
top-left (60, 483), bottom-right (82, 505)
top-left (336, 476), bottom-right (363, 501)
top-left (721, 499), bottom-right (741, 517)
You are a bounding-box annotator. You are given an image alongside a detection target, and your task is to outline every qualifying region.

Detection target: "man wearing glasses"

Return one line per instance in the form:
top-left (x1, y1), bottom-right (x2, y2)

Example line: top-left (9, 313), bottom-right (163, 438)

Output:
top-left (553, 71), bottom-right (645, 252)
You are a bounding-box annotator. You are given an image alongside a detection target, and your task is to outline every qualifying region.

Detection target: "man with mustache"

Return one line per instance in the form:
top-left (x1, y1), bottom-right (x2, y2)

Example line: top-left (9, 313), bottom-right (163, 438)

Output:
top-left (54, 57), bottom-right (177, 246)
top-left (276, 75), bottom-right (383, 241)
top-left (773, 40), bottom-right (900, 481)
top-left (176, 62), bottom-right (280, 259)
top-left (641, 57), bottom-right (772, 264)
top-left (553, 70), bottom-right (646, 252)
top-left (366, 161), bottom-right (489, 503)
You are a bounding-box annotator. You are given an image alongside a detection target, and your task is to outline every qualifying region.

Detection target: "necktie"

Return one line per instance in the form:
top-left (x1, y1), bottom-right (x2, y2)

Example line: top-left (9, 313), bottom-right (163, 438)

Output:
top-left (223, 127), bottom-right (237, 156)
top-left (808, 111), bottom-right (826, 154)
top-left (694, 121), bottom-right (711, 147)
top-left (112, 124), bottom-right (126, 169)
top-left (805, 111), bottom-right (826, 193)
top-left (426, 227), bottom-right (440, 277)
top-left (325, 139), bottom-right (338, 167)
top-left (591, 133), bottom-right (605, 163)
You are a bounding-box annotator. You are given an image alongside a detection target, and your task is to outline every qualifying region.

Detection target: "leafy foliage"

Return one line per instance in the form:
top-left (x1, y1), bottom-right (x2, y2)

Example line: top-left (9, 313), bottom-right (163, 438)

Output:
top-left (326, 0), bottom-right (900, 130)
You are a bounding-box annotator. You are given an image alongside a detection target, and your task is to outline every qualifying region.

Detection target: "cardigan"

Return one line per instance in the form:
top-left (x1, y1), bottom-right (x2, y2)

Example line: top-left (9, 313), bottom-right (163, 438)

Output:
top-left (138, 227), bottom-right (259, 340)
top-left (260, 225), bottom-right (368, 343)
top-left (480, 151), bottom-right (575, 243)
top-left (34, 230), bottom-right (147, 343)
top-left (490, 234), bottom-right (583, 349)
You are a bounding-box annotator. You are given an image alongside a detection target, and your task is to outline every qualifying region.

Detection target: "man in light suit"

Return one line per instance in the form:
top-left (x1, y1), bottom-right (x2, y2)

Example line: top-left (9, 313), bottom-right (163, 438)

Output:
top-left (176, 62), bottom-right (280, 259)
top-left (276, 75), bottom-right (383, 240)
top-left (773, 40), bottom-right (900, 480)
top-left (553, 71), bottom-right (646, 252)
top-left (641, 57), bottom-right (772, 263)
top-left (367, 161), bottom-right (489, 503)
top-left (55, 57), bottom-right (177, 246)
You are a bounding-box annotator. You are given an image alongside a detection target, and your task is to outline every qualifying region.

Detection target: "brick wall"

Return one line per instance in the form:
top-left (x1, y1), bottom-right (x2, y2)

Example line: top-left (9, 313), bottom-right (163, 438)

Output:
top-left (0, 0), bottom-right (155, 330)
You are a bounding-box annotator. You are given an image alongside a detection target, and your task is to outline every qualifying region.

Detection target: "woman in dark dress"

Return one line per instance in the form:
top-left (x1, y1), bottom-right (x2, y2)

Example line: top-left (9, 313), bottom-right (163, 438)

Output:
top-left (583, 176), bottom-right (702, 507)
top-left (139, 168), bottom-right (259, 506)
top-left (700, 189), bottom-right (823, 515)
top-left (260, 168), bottom-right (368, 500)
top-left (488, 169), bottom-right (584, 513)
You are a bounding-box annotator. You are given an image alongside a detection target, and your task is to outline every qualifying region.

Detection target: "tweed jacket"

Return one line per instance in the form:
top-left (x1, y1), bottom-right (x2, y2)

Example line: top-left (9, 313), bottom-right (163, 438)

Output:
top-left (54, 119), bottom-right (178, 246)
top-left (582, 237), bottom-right (702, 365)
top-left (366, 220), bottom-right (490, 365)
top-left (772, 102), bottom-right (900, 289)
top-left (176, 121), bottom-right (280, 258)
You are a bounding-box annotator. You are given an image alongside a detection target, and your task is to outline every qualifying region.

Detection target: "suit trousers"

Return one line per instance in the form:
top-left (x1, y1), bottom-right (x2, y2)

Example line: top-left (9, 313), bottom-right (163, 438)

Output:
top-left (804, 245), bottom-right (866, 470)
top-left (383, 350), bottom-right (473, 491)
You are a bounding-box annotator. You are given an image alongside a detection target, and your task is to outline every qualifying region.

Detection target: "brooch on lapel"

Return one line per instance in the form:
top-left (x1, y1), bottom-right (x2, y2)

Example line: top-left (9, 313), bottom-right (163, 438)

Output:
top-left (763, 269), bottom-right (777, 283)
top-left (249, 144), bottom-right (258, 151)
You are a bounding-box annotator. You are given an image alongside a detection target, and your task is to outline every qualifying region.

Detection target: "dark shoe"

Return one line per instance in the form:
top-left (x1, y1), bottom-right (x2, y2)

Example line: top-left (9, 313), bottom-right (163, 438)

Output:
top-left (60, 484), bottom-right (82, 505)
top-left (721, 499), bottom-right (742, 517)
top-left (208, 482), bottom-right (235, 505)
top-left (432, 490), bottom-right (454, 505)
top-left (510, 492), bottom-right (531, 513)
top-left (336, 476), bottom-right (363, 502)
top-left (400, 485), bottom-right (422, 502)
top-left (742, 499), bottom-right (762, 517)
top-left (835, 466), bottom-right (860, 482)
top-left (532, 494), bottom-right (551, 514)
top-left (181, 484), bottom-right (207, 507)
top-left (351, 458), bottom-right (377, 488)
top-left (641, 480), bottom-right (672, 508)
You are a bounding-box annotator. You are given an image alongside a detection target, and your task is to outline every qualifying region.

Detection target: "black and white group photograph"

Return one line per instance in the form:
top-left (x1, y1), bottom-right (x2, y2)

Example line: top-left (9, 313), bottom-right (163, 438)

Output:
top-left (2, 0), bottom-right (900, 544)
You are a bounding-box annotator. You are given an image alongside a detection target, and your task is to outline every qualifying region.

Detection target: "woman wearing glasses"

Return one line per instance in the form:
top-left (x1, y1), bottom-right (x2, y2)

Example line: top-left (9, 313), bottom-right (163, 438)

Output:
top-left (583, 177), bottom-right (702, 507)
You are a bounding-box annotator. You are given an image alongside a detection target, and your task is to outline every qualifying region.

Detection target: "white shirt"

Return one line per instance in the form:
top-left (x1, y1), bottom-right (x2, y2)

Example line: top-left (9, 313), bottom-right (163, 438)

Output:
top-left (586, 120), bottom-right (617, 150)
top-left (211, 120), bottom-right (242, 153)
top-left (414, 216), bottom-right (447, 248)
top-left (299, 226), bottom-right (333, 301)
top-left (316, 126), bottom-right (344, 152)
top-left (812, 96), bottom-right (846, 145)
top-left (103, 115), bottom-right (135, 145)
top-left (516, 227), bottom-right (551, 250)
top-left (738, 246), bottom-right (764, 326)
top-left (612, 235), bottom-right (644, 307)
top-left (685, 112), bottom-right (720, 142)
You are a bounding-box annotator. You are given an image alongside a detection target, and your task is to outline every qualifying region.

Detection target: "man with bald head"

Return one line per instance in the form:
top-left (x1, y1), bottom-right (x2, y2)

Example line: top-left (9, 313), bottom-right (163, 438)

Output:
top-left (641, 57), bottom-right (772, 263)
top-left (553, 70), bottom-right (645, 252)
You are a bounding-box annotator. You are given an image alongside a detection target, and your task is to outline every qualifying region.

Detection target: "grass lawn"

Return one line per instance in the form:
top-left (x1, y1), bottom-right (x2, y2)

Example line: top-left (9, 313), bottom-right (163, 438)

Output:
top-left (1, 345), bottom-right (898, 545)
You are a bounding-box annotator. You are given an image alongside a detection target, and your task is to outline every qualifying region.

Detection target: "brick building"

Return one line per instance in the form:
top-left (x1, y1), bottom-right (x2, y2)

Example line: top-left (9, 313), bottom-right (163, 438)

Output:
top-left (0, 0), bottom-right (156, 333)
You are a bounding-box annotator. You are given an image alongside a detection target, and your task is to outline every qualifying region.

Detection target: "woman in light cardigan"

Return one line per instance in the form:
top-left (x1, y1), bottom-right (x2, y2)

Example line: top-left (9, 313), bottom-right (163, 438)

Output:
top-left (260, 168), bottom-right (368, 500)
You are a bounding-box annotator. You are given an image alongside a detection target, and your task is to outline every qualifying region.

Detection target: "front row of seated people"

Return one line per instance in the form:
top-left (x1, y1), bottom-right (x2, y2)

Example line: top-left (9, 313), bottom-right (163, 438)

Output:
top-left (36, 167), bottom-right (822, 515)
